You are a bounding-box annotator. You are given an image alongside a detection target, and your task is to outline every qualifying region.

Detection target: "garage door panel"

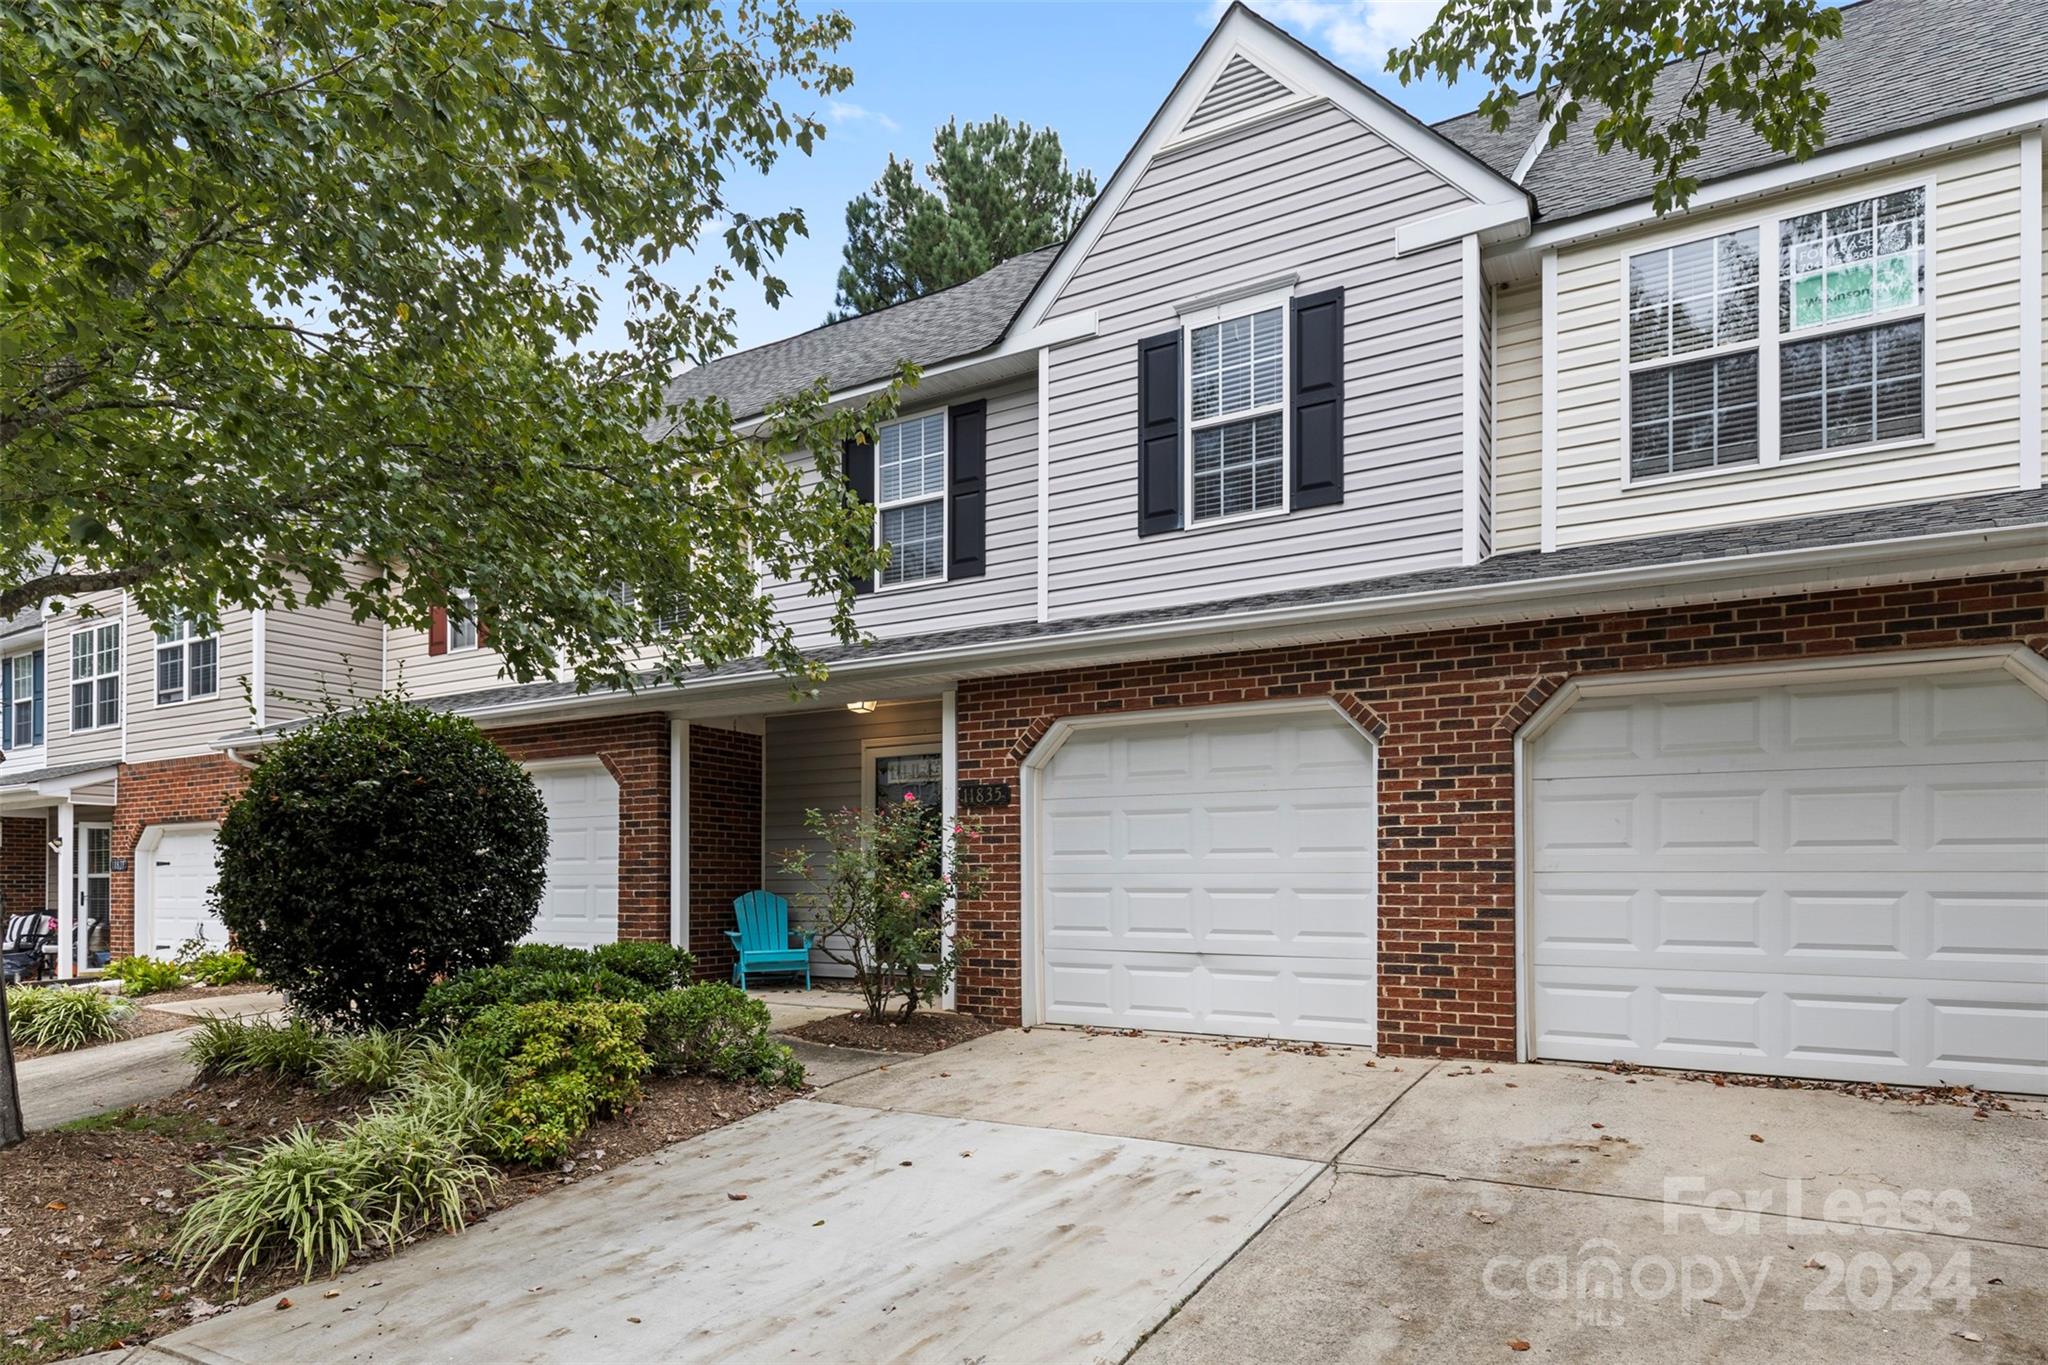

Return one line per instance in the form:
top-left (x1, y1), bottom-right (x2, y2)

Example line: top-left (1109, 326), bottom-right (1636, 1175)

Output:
top-left (526, 763), bottom-right (619, 950)
top-left (1530, 671), bottom-right (2048, 1090)
top-left (149, 829), bottom-right (226, 958)
top-left (1039, 710), bottom-right (1377, 1043)
top-left (1043, 947), bottom-right (1377, 1046)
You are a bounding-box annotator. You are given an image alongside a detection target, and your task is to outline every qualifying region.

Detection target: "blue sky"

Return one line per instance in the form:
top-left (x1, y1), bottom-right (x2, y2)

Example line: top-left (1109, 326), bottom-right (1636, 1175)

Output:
top-left (589, 1), bottom-right (1478, 356)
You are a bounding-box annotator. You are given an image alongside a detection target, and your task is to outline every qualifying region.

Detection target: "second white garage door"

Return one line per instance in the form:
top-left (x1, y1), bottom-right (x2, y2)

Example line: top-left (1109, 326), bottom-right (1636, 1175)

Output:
top-left (525, 761), bottom-right (620, 950)
top-left (1037, 707), bottom-right (1378, 1045)
top-left (1528, 668), bottom-right (2048, 1092)
top-left (145, 826), bottom-right (227, 958)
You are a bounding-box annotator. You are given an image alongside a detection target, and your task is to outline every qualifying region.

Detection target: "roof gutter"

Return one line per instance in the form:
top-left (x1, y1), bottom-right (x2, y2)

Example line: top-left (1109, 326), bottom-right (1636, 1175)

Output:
top-left (214, 516), bottom-right (2047, 745)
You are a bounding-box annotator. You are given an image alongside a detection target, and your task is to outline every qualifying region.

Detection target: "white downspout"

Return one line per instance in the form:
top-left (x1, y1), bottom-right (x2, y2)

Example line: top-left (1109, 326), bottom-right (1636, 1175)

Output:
top-left (670, 716), bottom-right (688, 953)
top-left (941, 687), bottom-right (959, 1010)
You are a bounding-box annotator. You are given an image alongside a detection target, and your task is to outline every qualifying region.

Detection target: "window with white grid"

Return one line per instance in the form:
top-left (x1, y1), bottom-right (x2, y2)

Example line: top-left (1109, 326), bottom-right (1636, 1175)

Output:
top-left (70, 623), bottom-right (120, 731)
top-left (154, 612), bottom-right (219, 705)
top-left (1187, 305), bottom-right (1285, 521)
top-left (875, 412), bottom-right (947, 587)
top-left (1626, 229), bottom-right (1761, 480)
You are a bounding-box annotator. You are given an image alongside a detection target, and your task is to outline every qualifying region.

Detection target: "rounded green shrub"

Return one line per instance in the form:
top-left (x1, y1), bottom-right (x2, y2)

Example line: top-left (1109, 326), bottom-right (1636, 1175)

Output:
top-left (213, 699), bottom-right (548, 1029)
top-left (108, 955), bottom-right (188, 996)
top-left (590, 942), bottom-right (694, 991)
top-left (456, 998), bottom-right (650, 1164)
top-left (643, 983), bottom-right (803, 1087)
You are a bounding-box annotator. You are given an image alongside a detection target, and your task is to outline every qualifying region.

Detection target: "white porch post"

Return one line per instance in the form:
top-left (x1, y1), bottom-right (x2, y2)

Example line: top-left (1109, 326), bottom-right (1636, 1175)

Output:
top-left (669, 716), bottom-right (689, 953)
top-left (941, 687), bottom-right (959, 1010)
top-left (53, 801), bottom-right (74, 978)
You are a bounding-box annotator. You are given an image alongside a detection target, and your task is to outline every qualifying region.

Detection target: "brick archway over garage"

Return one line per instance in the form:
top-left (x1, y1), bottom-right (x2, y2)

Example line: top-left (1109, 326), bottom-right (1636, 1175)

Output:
top-left (952, 571), bottom-right (2048, 1060)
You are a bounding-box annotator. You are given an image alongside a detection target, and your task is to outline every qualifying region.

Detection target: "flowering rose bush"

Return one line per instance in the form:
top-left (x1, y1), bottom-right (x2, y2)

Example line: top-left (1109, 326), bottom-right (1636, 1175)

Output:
top-left (780, 793), bottom-right (988, 1020)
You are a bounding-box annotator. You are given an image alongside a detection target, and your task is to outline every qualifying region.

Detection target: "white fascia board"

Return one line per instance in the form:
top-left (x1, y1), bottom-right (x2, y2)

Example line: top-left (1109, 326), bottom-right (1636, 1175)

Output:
top-left (1510, 96), bottom-right (2048, 259)
top-left (251, 518), bottom-right (2047, 738)
top-left (1010, 4), bottom-right (1525, 333)
top-left (1397, 198), bottom-right (1531, 256)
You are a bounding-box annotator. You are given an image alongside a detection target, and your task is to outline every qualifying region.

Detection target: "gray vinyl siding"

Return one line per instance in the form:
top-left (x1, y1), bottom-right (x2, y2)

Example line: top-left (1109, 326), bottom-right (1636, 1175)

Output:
top-left (1042, 102), bottom-right (1472, 618)
top-left (1477, 278), bottom-right (1495, 559)
top-left (1491, 279), bottom-right (1545, 552)
top-left (760, 700), bottom-right (943, 975)
top-left (264, 594), bottom-right (386, 722)
top-left (124, 603), bottom-right (258, 762)
top-left (768, 380), bottom-right (1039, 646)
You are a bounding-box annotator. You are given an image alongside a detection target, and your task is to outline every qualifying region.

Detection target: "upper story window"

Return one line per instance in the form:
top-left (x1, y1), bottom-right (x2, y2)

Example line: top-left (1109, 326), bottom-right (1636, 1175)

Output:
top-left (1188, 304), bottom-right (1286, 521)
top-left (70, 623), bottom-right (120, 732)
top-left (1624, 185), bottom-right (1929, 486)
top-left (875, 412), bottom-right (947, 588)
top-left (1627, 229), bottom-right (1760, 480)
top-left (154, 612), bottom-right (219, 705)
top-left (2, 650), bottom-right (42, 750)
top-left (1777, 188), bottom-right (1926, 455)
top-left (447, 594), bottom-right (480, 652)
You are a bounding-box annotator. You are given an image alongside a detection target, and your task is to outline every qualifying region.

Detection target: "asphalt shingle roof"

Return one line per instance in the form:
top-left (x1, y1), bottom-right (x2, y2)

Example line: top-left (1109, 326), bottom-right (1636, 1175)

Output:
top-left (1434, 0), bottom-right (2048, 223)
top-left (218, 487), bottom-right (2048, 738)
top-left (661, 244), bottom-right (1060, 422)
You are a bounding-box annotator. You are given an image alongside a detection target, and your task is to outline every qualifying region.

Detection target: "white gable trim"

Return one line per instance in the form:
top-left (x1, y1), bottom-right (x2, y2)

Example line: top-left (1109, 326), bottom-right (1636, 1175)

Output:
top-left (1014, 2), bottom-right (1526, 330)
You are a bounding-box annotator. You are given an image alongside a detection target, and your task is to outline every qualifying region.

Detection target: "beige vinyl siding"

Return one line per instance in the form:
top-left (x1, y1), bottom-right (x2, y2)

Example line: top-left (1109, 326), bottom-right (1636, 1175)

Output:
top-left (1042, 102), bottom-right (1471, 618)
top-left (1476, 273), bottom-right (1495, 558)
top-left (264, 594), bottom-right (386, 722)
top-left (124, 604), bottom-right (257, 762)
top-left (46, 591), bottom-right (126, 767)
top-left (386, 622), bottom-right (516, 698)
top-left (760, 699), bottom-right (942, 974)
top-left (767, 380), bottom-right (1039, 647)
top-left (1491, 280), bottom-right (1544, 551)
top-left (1553, 140), bottom-right (2031, 547)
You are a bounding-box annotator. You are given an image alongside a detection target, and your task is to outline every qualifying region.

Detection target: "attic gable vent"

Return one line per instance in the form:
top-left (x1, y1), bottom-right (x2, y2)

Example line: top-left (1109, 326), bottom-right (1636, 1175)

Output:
top-left (1183, 54), bottom-right (1292, 133)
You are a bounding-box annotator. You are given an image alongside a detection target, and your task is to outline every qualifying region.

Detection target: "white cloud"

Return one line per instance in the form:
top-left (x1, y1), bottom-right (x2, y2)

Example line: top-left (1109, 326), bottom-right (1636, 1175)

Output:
top-left (1208, 0), bottom-right (1437, 66)
top-left (827, 100), bottom-right (901, 133)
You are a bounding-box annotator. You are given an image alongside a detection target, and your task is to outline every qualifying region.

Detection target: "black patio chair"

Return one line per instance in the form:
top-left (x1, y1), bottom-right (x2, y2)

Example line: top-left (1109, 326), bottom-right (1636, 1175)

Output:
top-left (2, 907), bottom-right (56, 985)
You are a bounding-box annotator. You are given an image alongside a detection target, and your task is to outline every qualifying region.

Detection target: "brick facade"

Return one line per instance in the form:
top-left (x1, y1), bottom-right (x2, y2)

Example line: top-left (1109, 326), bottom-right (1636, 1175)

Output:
top-left (686, 723), bottom-right (764, 980)
top-left (488, 712), bottom-right (673, 946)
top-left (2, 814), bottom-right (47, 919)
top-left (109, 754), bottom-right (252, 958)
top-left (952, 571), bottom-right (2048, 1058)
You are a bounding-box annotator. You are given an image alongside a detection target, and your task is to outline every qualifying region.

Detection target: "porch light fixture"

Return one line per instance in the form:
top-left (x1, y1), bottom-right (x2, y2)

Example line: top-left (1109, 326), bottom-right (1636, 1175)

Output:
top-left (845, 700), bottom-right (878, 714)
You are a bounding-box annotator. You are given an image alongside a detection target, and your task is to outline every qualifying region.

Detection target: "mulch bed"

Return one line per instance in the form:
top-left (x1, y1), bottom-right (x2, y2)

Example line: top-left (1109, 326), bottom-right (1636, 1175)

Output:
top-left (9, 1007), bottom-right (196, 1063)
top-left (104, 984), bottom-right (269, 1006)
top-left (784, 1009), bottom-right (996, 1055)
top-left (0, 1072), bottom-right (792, 1364)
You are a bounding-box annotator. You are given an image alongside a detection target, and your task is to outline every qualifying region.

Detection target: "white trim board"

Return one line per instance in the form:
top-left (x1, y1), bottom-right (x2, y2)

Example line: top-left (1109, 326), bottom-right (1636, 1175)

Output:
top-left (2021, 128), bottom-right (2043, 491)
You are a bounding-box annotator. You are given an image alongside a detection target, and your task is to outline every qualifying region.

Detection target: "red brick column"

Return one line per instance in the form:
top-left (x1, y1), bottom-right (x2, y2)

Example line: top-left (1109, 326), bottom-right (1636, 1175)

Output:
top-left (1, 814), bottom-right (48, 918)
top-left (110, 755), bottom-right (252, 959)
top-left (488, 712), bottom-right (672, 945)
top-left (953, 571), bottom-right (2048, 1058)
top-left (686, 723), bottom-right (763, 981)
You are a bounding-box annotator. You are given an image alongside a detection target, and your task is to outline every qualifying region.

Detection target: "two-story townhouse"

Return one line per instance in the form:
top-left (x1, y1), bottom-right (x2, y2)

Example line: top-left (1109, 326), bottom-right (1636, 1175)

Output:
top-left (0, 588), bottom-right (379, 976)
top-left (43, 0), bottom-right (2047, 1093)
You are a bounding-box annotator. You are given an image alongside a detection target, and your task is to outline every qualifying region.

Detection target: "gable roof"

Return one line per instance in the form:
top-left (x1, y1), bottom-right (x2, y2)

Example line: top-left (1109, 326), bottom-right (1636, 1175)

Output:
top-left (1436, 0), bottom-right (2048, 224)
top-left (661, 244), bottom-right (1060, 423)
top-left (1012, 1), bottom-right (1528, 329)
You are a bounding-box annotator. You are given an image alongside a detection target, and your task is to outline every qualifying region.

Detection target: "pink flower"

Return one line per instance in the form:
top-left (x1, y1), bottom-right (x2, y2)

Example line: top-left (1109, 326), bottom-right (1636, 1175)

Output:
top-left (899, 891), bottom-right (912, 901)
top-left (902, 791), bottom-right (917, 803)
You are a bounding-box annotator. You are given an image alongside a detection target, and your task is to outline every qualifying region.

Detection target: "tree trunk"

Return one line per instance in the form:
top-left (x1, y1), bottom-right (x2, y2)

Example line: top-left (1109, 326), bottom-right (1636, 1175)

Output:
top-left (0, 987), bottom-right (24, 1148)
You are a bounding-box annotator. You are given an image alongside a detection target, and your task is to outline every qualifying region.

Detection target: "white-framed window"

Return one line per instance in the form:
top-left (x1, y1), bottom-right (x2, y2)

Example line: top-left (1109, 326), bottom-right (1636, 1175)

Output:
top-left (447, 595), bottom-right (480, 652)
top-left (1623, 182), bottom-right (1931, 487)
top-left (1186, 302), bottom-right (1287, 522)
top-left (3, 650), bottom-right (40, 749)
top-left (69, 623), bottom-right (120, 732)
top-left (874, 411), bottom-right (947, 589)
top-left (154, 612), bottom-right (219, 705)
top-left (1776, 187), bottom-right (1927, 455)
top-left (1626, 229), bottom-right (1761, 480)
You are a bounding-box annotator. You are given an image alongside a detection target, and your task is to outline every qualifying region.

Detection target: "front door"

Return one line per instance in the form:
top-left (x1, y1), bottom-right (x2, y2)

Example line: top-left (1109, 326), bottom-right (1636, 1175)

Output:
top-left (75, 822), bottom-right (111, 969)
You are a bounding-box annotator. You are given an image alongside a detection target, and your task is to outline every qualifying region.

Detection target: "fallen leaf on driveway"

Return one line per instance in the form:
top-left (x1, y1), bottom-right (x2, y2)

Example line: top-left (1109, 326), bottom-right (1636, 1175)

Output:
top-left (1956, 1331), bottom-right (1984, 1343)
top-left (275, 1297), bottom-right (293, 1311)
top-left (726, 1193), bottom-right (748, 1201)
top-left (1749, 1134), bottom-right (1764, 1143)
top-left (1468, 1210), bottom-right (1498, 1225)
top-left (1508, 1339), bottom-right (1531, 1351)
top-left (322, 1290), bottom-right (340, 1299)
top-left (1590, 1123), bottom-right (1604, 1130)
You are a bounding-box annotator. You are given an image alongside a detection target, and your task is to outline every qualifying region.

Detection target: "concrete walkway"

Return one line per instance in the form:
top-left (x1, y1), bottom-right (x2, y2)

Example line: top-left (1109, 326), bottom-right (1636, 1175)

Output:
top-left (17, 990), bottom-right (284, 1131)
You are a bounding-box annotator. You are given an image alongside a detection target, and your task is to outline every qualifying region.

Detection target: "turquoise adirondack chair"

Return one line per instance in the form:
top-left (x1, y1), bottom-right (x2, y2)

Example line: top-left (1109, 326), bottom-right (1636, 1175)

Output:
top-left (727, 890), bottom-right (813, 990)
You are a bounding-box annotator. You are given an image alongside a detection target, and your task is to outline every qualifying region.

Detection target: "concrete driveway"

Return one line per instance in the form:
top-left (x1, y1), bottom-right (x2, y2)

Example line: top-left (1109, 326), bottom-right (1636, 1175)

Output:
top-left (17, 990), bottom-right (285, 1131)
top-left (116, 1028), bottom-right (2044, 1363)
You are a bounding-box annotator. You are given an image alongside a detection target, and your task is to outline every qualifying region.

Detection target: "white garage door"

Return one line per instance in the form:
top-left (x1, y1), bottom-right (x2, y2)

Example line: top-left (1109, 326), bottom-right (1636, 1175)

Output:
top-left (1037, 708), bottom-right (1377, 1045)
top-left (147, 827), bottom-right (226, 957)
top-left (526, 762), bottom-right (620, 950)
top-left (1529, 670), bottom-right (2048, 1091)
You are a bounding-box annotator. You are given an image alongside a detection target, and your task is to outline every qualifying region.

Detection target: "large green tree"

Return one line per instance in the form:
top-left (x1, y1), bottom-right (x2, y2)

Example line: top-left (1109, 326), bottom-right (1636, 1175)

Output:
top-left (0, 0), bottom-right (905, 692)
top-left (1391, 0), bottom-right (1844, 213)
top-left (829, 116), bottom-right (1095, 320)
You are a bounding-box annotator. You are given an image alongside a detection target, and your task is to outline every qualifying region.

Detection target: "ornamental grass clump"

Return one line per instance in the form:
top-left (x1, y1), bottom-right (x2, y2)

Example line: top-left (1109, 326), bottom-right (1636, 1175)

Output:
top-left (186, 1016), bottom-right (330, 1081)
top-left (7, 986), bottom-right (130, 1050)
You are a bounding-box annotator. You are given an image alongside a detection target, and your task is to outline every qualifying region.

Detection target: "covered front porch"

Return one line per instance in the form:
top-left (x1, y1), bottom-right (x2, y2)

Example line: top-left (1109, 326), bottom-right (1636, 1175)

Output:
top-left (0, 763), bottom-right (121, 981)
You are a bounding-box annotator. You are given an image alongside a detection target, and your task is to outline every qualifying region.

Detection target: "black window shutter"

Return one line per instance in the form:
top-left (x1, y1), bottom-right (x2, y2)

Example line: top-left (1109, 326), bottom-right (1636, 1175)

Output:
top-left (31, 650), bottom-right (42, 745)
top-left (1136, 330), bottom-right (1182, 536)
top-left (1, 656), bottom-right (10, 750)
top-left (1290, 287), bottom-right (1345, 510)
top-left (842, 436), bottom-right (876, 595)
top-left (947, 400), bottom-right (987, 580)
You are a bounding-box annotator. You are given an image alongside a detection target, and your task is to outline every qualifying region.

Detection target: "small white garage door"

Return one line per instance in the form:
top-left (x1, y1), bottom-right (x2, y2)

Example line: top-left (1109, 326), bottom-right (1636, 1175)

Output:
top-left (1529, 669), bottom-right (2048, 1091)
top-left (147, 827), bottom-right (227, 957)
top-left (1037, 708), bottom-right (1377, 1045)
top-left (526, 762), bottom-right (620, 950)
